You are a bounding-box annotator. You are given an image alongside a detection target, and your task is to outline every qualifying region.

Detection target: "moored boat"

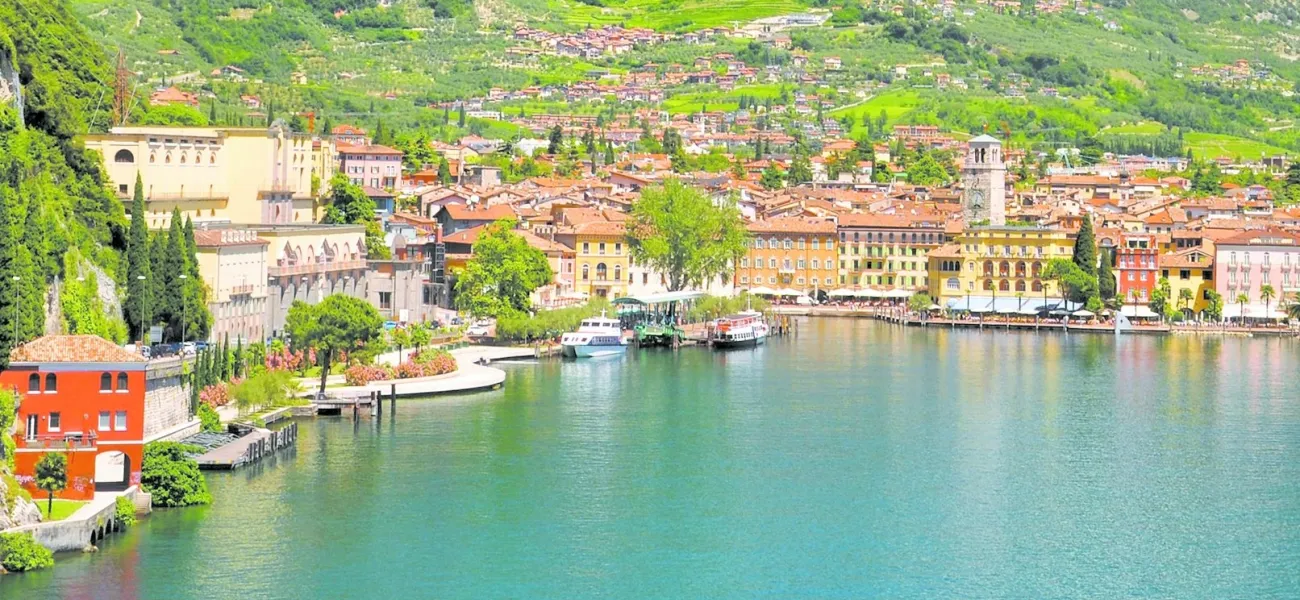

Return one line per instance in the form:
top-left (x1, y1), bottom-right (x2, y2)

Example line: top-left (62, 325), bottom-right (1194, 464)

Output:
top-left (709, 310), bottom-right (769, 349)
top-left (560, 315), bottom-right (628, 358)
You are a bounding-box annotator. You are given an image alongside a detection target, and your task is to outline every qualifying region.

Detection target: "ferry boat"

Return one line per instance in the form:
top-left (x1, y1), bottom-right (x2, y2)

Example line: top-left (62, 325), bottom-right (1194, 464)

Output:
top-left (560, 315), bottom-right (628, 358)
top-left (710, 310), bottom-right (769, 349)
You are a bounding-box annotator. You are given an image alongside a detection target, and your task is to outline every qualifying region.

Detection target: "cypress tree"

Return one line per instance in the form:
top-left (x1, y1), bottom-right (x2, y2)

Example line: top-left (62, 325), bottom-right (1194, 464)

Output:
top-left (1073, 213), bottom-right (1097, 276)
top-left (163, 209), bottom-right (187, 340)
top-left (12, 247), bottom-right (43, 341)
top-left (233, 339), bottom-right (245, 378)
top-left (1098, 247), bottom-right (1116, 301)
top-left (126, 173), bottom-right (152, 342)
top-left (0, 189), bottom-right (17, 366)
top-left (457, 104), bottom-right (466, 128)
top-left (149, 230), bottom-right (167, 336)
top-left (437, 158), bottom-right (452, 184)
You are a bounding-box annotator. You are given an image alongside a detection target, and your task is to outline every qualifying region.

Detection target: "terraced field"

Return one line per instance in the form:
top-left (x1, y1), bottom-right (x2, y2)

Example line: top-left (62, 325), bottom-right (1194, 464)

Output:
top-left (542, 0), bottom-right (809, 31)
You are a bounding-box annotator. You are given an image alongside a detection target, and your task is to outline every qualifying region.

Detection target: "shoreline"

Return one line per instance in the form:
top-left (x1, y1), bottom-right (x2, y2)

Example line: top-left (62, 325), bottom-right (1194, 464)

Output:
top-left (772, 306), bottom-right (1300, 338)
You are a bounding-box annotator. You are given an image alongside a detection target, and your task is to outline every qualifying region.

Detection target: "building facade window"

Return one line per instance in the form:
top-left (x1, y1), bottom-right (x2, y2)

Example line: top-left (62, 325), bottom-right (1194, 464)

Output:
top-left (115, 411), bottom-right (127, 431)
top-left (99, 411), bottom-right (110, 431)
top-left (101, 372), bottom-right (112, 392)
top-left (117, 372), bottom-right (128, 392)
top-left (28, 373), bottom-right (40, 393)
top-left (44, 373), bottom-right (56, 393)
top-left (48, 412), bottom-right (60, 432)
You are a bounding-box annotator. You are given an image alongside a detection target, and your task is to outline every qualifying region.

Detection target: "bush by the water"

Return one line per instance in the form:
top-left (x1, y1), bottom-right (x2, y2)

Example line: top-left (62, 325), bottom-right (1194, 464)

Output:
top-left (495, 300), bottom-right (610, 342)
top-left (344, 349), bottom-right (457, 386)
top-left (198, 403), bottom-right (221, 433)
top-left (0, 532), bottom-right (54, 572)
top-left (684, 294), bottom-right (769, 322)
top-left (114, 496), bottom-right (137, 527)
top-left (140, 442), bottom-right (211, 508)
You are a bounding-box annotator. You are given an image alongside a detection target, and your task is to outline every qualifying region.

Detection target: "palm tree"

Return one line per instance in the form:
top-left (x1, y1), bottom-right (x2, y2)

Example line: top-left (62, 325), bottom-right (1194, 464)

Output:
top-left (1260, 284), bottom-right (1276, 322)
top-left (1235, 292), bottom-right (1250, 325)
top-left (1288, 292), bottom-right (1300, 321)
top-left (1178, 287), bottom-right (1193, 315)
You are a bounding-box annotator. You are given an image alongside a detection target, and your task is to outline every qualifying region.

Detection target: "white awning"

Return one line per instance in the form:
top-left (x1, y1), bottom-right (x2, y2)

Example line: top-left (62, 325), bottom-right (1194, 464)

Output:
top-left (1121, 305), bottom-right (1158, 319)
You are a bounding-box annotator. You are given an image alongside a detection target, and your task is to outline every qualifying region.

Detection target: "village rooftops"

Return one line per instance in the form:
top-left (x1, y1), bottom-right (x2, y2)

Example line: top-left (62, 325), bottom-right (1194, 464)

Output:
top-left (746, 216), bottom-right (836, 235)
top-left (9, 335), bottom-right (147, 365)
top-left (336, 143), bottom-right (403, 156)
top-left (440, 203), bottom-right (517, 222)
top-left (193, 229), bottom-right (270, 247)
top-left (1219, 227), bottom-right (1300, 246)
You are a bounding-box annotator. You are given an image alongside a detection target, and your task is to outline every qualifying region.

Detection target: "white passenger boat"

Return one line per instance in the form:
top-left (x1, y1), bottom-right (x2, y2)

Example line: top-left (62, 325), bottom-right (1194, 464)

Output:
top-left (710, 310), bottom-right (769, 349)
top-left (560, 315), bottom-right (628, 358)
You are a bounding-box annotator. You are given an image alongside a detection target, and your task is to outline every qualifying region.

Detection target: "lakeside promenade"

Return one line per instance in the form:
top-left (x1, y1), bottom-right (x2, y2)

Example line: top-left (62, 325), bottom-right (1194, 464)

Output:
top-left (772, 305), bottom-right (1300, 337)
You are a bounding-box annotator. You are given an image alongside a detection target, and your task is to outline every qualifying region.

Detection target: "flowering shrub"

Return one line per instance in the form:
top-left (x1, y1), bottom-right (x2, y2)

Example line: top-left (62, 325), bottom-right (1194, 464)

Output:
top-left (264, 348), bottom-right (304, 372)
top-left (199, 383), bottom-right (230, 408)
top-left (344, 351), bottom-right (457, 385)
top-left (345, 364), bottom-right (393, 386)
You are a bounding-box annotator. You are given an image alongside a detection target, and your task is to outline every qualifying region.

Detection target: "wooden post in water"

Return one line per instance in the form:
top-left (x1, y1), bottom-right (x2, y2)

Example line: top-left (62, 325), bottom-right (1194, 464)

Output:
top-left (390, 384), bottom-right (397, 414)
top-left (374, 389), bottom-right (381, 418)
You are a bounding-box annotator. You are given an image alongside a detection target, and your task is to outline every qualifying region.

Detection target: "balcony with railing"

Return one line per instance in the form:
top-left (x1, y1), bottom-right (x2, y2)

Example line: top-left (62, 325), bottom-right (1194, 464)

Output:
top-left (22, 431), bottom-right (97, 450)
top-left (269, 259), bottom-right (368, 277)
top-left (230, 283), bottom-right (255, 296)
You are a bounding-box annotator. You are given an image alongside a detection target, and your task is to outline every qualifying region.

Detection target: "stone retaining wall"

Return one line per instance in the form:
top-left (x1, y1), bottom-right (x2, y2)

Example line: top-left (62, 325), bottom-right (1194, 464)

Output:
top-left (5, 487), bottom-right (145, 553)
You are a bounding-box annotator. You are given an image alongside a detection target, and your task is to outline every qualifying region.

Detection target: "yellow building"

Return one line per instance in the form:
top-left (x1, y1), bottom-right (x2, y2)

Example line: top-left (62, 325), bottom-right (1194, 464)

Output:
top-left (555, 221), bottom-right (631, 299)
top-left (1158, 243), bottom-right (1216, 317)
top-left (735, 217), bottom-right (838, 294)
top-left (928, 226), bottom-right (1076, 304)
top-left (83, 125), bottom-right (334, 228)
top-left (194, 229), bottom-right (270, 343)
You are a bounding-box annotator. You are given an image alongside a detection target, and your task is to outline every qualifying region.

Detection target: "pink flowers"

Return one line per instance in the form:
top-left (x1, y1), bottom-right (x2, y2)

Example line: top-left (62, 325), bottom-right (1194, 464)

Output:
top-left (343, 351), bottom-right (458, 386)
top-left (199, 383), bottom-right (230, 407)
top-left (264, 348), bottom-right (304, 372)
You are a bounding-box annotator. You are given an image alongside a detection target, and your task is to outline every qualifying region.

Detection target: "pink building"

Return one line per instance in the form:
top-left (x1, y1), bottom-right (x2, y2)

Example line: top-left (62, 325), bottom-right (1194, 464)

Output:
top-left (1214, 228), bottom-right (1300, 320)
top-left (338, 144), bottom-right (403, 190)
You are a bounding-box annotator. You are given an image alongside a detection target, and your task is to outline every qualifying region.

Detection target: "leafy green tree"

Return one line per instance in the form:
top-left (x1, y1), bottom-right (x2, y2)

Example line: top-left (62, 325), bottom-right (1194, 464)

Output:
top-left (908, 292), bottom-right (933, 313)
top-left (1205, 290), bottom-right (1224, 321)
top-left (662, 127), bottom-right (682, 156)
top-left (731, 156), bottom-right (747, 180)
top-left (437, 157), bottom-right (453, 184)
top-left (35, 452), bottom-right (67, 517)
top-left (322, 174), bottom-right (389, 259)
top-left (1235, 292), bottom-right (1250, 323)
top-left (1149, 277), bottom-right (1172, 319)
top-left (1073, 213), bottom-right (1097, 276)
top-left (1177, 287), bottom-right (1194, 313)
top-left (454, 219), bottom-right (553, 318)
top-left (0, 532), bottom-right (53, 572)
top-left (286, 295), bottom-right (385, 395)
top-left (1042, 258), bottom-right (1097, 304)
top-left (787, 153), bottom-right (813, 185)
top-left (140, 442), bottom-right (211, 507)
top-left (603, 142), bottom-right (615, 166)
top-left (907, 152), bottom-right (948, 186)
top-left (626, 180), bottom-right (750, 292)
top-left (760, 164), bottom-right (785, 190)
top-left (390, 326), bottom-right (411, 357)
top-left (410, 322), bottom-right (432, 349)
top-left (126, 173), bottom-right (152, 341)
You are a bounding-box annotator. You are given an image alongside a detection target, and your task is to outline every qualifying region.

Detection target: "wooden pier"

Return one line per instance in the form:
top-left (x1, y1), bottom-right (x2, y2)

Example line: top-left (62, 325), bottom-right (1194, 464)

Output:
top-left (194, 423), bottom-right (298, 470)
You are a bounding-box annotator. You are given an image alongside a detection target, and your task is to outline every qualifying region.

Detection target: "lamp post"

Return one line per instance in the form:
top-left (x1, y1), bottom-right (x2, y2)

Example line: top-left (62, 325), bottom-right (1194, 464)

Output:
top-left (178, 274), bottom-right (188, 343)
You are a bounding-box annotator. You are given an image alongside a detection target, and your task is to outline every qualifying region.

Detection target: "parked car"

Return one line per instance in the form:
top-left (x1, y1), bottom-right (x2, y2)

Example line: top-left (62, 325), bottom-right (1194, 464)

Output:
top-left (466, 324), bottom-right (490, 337)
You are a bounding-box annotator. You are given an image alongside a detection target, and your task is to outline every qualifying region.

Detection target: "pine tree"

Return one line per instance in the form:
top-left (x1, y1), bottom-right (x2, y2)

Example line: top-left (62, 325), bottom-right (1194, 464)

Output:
top-left (219, 335), bottom-right (230, 381)
top-left (1073, 213), bottom-right (1097, 276)
top-left (208, 103), bottom-right (217, 125)
top-left (437, 158), bottom-right (452, 184)
top-left (604, 142), bottom-right (615, 166)
top-left (126, 173), bottom-right (152, 342)
top-left (457, 104), bottom-right (467, 128)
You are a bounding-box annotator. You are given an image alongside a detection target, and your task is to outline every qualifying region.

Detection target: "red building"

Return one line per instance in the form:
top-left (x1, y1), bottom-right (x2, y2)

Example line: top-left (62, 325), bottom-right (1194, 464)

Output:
top-left (1116, 232), bottom-right (1160, 304)
top-left (3, 336), bottom-right (195, 500)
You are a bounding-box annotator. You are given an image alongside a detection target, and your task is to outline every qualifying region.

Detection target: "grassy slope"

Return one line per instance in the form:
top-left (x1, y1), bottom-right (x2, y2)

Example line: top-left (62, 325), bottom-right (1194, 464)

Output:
top-left (540, 0), bottom-right (809, 31)
top-left (37, 499), bottom-right (87, 521)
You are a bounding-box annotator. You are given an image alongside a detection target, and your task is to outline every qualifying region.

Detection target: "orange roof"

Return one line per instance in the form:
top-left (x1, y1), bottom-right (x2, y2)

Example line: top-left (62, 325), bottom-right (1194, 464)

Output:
top-left (337, 143), bottom-right (403, 156)
top-left (1219, 227), bottom-right (1300, 246)
top-left (10, 335), bottom-right (147, 364)
top-left (441, 203), bottom-right (516, 222)
top-left (747, 216), bottom-right (836, 235)
top-left (572, 221), bottom-right (627, 237)
top-left (442, 224), bottom-right (488, 245)
top-left (837, 213), bottom-right (914, 229)
top-left (193, 230), bottom-right (269, 247)
top-left (928, 243), bottom-right (962, 258)
top-left (1158, 248), bottom-right (1214, 269)
top-left (332, 124), bottom-right (367, 136)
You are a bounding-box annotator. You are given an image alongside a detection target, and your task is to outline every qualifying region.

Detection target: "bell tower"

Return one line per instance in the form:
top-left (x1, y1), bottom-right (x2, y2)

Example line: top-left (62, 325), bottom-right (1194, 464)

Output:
top-left (962, 135), bottom-right (1006, 226)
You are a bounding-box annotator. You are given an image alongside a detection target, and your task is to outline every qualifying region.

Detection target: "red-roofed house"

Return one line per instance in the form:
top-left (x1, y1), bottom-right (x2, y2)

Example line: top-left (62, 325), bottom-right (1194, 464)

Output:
top-left (435, 203), bottom-right (517, 234)
top-left (149, 87), bottom-right (199, 107)
top-left (3, 336), bottom-right (196, 500)
top-left (338, 144), bottom-right (403, 190)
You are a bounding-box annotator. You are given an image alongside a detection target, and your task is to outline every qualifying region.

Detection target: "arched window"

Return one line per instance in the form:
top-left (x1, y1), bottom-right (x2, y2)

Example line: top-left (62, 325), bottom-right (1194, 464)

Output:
top-left (28, 373), bottom-right (41, 393)
top-left (595, 262), bottom-right (608, 280)
top-left (999, 279), bottom-right (1010, 291)
top-left (149, 153), bottom-right (156, 164)
top-left (44, 373), bottom-right (57, 393)
top-left (946, 277), bottom-right (959, 290)
top-left (117, 373), bottom-right (128, 392)
top-left (581, 264), bottom-right (590, 280)
top-left (180, 153), bottom-right (187, 164)
top-left (613, 265), bottom-right (622, 281)
top-left (983, 261), bottom-right (993, 276)
top-left (165, 153), bottom-right (172, 164)
top-left (1016, 261), bottom-right (1026, 277)
top-left (1032, 262), bottom-right (1042, 278)
top-left (1015, 280), bottom-right (1026, 292)
top-left (982, 279), bottom-right (994, 291)
top-left (101, 372), bottom-right (112, 392)
top-left (1032, 280), bottom-right (1043, 292)
top-left (783, 238), bottom-right (792, 250)
top-left (1000, 261), bottom-right (1010, 277)
top-left (210, 154), bottom-right (217, 164)
top-left (114, 149), bottom-right (135, 163)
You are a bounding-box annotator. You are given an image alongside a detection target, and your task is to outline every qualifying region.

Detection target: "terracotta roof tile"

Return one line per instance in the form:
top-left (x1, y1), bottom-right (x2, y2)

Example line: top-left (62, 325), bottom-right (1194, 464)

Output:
top-left (10, 335), bottom-right (147, 364)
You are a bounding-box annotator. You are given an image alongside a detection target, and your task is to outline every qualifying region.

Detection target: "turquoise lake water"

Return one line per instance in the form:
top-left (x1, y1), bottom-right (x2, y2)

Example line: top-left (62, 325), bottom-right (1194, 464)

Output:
top-left (5, 320), bottom-right (1300, 598)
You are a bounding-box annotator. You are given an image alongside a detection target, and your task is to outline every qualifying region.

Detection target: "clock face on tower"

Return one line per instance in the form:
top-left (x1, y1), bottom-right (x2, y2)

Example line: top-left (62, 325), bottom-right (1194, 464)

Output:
top-left (970, 190), bottom-right (985, 209)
